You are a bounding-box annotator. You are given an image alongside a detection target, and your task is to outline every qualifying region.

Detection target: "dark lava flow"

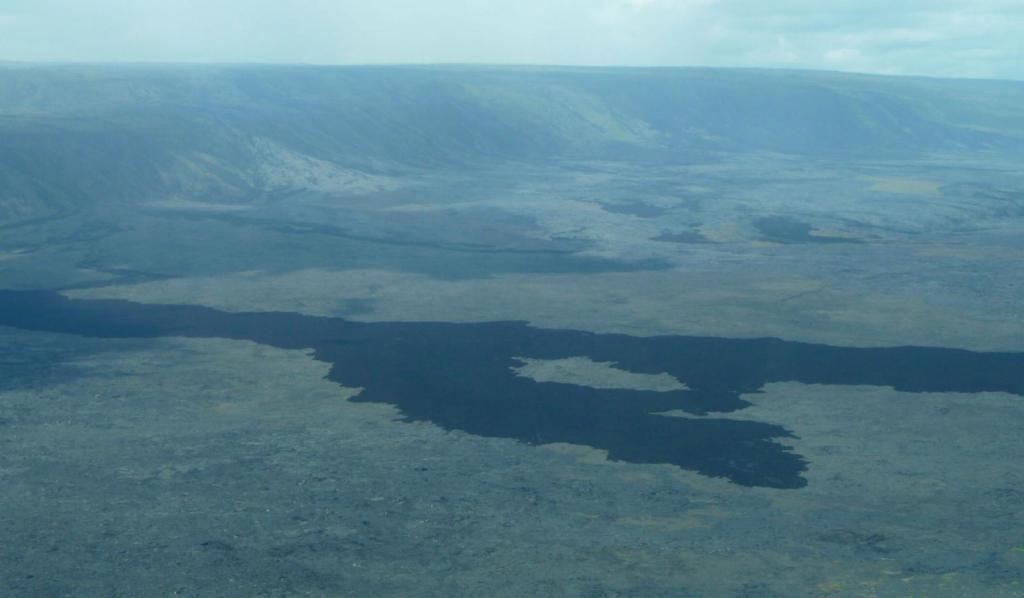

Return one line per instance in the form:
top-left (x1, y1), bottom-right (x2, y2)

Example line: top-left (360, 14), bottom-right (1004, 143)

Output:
top-left (2, 289), bottom-right (1022, 489)
top-left (755, 216), bottom-right (862, 244)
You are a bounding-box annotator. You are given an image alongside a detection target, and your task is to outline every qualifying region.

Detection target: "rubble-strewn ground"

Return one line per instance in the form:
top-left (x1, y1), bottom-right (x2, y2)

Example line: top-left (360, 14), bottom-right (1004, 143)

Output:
top-left (2, 65), bottom-right (1023, 596)
top-left (2, 328), bottom-right (1022, 596)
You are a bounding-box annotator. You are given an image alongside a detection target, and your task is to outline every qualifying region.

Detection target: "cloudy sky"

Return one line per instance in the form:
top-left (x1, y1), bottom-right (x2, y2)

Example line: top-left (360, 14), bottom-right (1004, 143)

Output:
top-left (1, 0), bottom-right (1021, 79)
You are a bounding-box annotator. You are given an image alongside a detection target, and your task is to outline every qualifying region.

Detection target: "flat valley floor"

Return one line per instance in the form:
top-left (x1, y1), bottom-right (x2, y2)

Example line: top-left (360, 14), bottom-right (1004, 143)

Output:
top-left (3, 155), bottom-right (1024, 596)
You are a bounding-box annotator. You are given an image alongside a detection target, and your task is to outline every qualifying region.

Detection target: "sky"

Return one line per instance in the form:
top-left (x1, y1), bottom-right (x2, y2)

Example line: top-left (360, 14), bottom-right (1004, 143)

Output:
top-left (0, 0), bottom-right (1021, 80)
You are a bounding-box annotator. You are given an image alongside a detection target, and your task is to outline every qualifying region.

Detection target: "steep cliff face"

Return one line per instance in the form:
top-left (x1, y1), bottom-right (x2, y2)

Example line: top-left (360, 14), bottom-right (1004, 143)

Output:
top-left (2, 64), bottom-right (1023, 224)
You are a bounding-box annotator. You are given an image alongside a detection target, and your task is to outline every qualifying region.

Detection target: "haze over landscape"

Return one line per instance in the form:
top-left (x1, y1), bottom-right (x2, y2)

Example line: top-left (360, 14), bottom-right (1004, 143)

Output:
top-left (2, 2), bottom-right (1024, 597)
top-left (2, 0), bottom-right (1024, 79)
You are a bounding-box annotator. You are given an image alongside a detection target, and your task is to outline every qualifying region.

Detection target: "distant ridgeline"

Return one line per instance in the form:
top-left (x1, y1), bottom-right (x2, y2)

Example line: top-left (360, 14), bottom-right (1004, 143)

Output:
top-left (2, 290), bottom-right (1022, 489)
top-left (2, 65), bottom-right (1024, 222)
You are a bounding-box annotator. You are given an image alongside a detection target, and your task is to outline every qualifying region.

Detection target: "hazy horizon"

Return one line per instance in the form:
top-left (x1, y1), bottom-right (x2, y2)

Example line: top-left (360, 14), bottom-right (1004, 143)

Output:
top-left (2, 61), bottom-right (1022, 87)
top-left (1, 0), bottom-right (1021, 81)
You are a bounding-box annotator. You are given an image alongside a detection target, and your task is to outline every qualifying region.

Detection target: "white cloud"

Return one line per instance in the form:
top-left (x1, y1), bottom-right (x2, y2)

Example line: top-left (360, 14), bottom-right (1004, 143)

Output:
top-left (0, 0), bottom-right (1020, 79)
top-left (824, 47), bottom-right (861, 63)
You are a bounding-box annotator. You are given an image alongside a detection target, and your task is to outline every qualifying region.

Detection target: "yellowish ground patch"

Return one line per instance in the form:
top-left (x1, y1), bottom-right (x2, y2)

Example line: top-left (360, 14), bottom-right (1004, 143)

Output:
top-left (863, 175), bottom-right (942, 195)
top-left (147, 198), bottom-right (250, 212)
